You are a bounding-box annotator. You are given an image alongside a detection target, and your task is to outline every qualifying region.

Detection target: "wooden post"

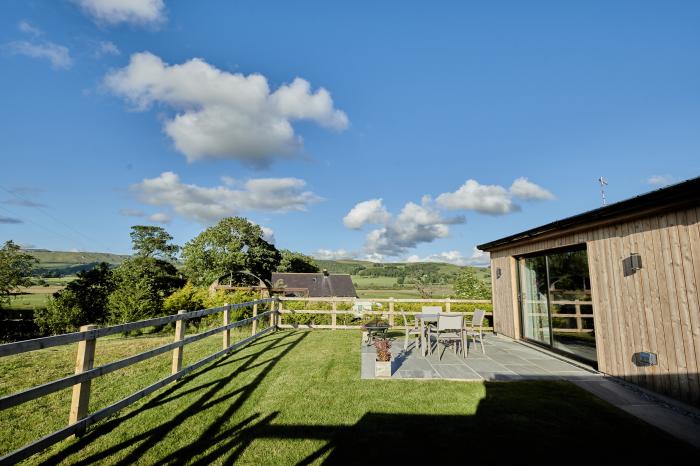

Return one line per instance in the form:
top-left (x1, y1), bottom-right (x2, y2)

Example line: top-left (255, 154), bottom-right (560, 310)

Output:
top-left (69, 325), bottom-right (97, 435)
top-left (445, 298), bottom-right (451, 312)
top-left (223, 303), bottom-right (230, 349)
top-left (270, 299), bottom-right (277, 330)
top-left (388, 298), bottom-right (395, 327)
top-left (332, 300), bottom-right (337, 330)
top-left (172, 310), bottom-right (186, 376)
top-left (575, 303), bottom-right (582, 332)
top-left (252, 303), bottom-right (258, 335)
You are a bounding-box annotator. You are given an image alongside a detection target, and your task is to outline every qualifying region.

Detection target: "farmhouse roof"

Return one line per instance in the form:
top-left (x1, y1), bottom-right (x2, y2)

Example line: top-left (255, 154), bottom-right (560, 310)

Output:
top-left (478, 175), bottom-right (700, 252)
top-left (271, 272), bottom-right (357, 298)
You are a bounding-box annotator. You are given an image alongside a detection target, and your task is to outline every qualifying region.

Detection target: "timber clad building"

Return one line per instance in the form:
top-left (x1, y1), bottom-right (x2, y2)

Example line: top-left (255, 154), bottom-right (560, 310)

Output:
top-left (478, 176), bottom-right (700, 406)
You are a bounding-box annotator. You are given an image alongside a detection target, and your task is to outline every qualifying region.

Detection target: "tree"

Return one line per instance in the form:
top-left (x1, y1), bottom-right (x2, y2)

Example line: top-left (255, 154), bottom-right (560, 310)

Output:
top-left (107, 257), bottom-right (184, 324)
top-left (453, 267), bottom-right (491, 300)
top-left (34, 262), bottom-right (115, 334)
top-left (277, 249), bottom-right (320, 273)
top-left (181, 217), bottom-right (281, 286)
top-left (0, 240), bottom-right (37, 308)
top-left (129, 225), bottom-right (179, 261)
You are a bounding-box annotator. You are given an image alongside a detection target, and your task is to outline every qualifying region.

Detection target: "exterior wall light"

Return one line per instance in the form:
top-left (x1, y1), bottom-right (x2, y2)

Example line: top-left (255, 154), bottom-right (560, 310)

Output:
top-left (496, 268), bottom-right (502, 279)
top-left (630, 252), bottom-right (642, 271)
top-left (623, 253), bottom-right (643, 276)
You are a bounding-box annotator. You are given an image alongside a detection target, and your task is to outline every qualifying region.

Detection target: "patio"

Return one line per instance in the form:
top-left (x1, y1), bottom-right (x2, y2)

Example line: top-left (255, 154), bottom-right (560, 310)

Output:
top-left (361, 332), bottom-right (600, 381)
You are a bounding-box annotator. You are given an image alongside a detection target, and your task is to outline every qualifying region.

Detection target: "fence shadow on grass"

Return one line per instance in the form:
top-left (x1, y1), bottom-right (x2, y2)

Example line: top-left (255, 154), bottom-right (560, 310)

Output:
top-left (39, 330), bottom-right (308, 466)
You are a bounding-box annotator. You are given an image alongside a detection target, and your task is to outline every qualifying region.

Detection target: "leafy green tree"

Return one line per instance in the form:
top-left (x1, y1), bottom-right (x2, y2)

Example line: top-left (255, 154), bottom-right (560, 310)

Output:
top-left (453, 267), bottom-right (491, 300)
top-left (0, 240), bottom-right (37, 308)
top-left (34, 262), bottom-right (115, 334)
top-left (277, 249), bottom-right (320, 273)
top-left (107, 257), bottom-right (184, 324)
top-left (181, 217), bottom-right (281, 286)
top-left (129, 225), bottom-right (179, 261)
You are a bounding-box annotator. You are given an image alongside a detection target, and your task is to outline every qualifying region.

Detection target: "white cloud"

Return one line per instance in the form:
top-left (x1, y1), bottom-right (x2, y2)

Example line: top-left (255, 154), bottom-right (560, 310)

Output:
top-left (6, 41), bottom-right (72, 69)
top-left (406, 247), bottom-right (490, 267)
top-left (647, 175), bottom-right (674, 186)
top-left (95, 41), bottom-right (120, 57)
top-left (344, 198), bottom-right (465, 257)
top-left (437, 178), bottom-right (554, 215)
top-left (343, 199), bottom-right (391, 229)
top-left (313, 249), bottom-right (353, 260)
top-left (148, 212), bottom-right (170, 224)
top-left (119, 208), bottom-right (145, 217)
top-left (436, 179), bottom-right (517, 215)
top-left (74, 0), bottom-right (166, 26)
top-left (131, 171), bottom-right (321, 223)
top-left (18, 20), bottom-right (42, 36)
top-left (510, 177), bottom-right (555, 200)
top-left (104, 52), bottom-right (348, 167)
top-left (260, 226), bottom-right (275, 244)
top-left (220, 176), bottom-right (237, 186)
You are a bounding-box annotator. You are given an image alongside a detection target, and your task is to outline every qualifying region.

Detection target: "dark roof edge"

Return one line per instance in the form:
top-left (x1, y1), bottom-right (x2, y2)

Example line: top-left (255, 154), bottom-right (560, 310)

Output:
top-left (477, 176), bottom-right (700, 252)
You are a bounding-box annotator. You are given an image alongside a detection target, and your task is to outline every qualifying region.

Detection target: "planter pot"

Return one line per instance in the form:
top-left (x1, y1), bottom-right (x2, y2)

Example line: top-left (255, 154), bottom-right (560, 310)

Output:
top-left (375, 360), bottom-right (392, 378)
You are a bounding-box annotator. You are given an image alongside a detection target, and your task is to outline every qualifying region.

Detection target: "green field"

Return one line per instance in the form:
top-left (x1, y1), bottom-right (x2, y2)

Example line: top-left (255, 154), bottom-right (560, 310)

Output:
top-left (0, 330), bottom-right (692, 464)
top-left (356, 286), bottom-right (455, 299)
top-left (6, 293), bottom-right (50, 311)
top-left (350, 275), bottom-right (399, 288)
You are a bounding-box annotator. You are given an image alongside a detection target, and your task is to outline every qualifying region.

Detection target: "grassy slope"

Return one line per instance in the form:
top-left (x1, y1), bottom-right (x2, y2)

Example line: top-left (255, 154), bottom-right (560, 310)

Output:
top-left (26, 250), bottom-right (130, 270)
top-left (1, 330), bottom-right (694, 464)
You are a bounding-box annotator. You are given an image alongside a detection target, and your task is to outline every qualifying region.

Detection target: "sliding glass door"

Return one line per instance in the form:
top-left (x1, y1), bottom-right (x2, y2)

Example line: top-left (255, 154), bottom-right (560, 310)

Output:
top-left (519, 256), bottom-right (550, 345)
top-left (518, 247), bottom-right (596, 363)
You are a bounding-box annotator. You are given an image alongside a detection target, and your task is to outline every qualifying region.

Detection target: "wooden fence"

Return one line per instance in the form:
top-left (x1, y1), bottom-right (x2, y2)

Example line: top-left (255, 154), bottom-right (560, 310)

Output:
top-left (276, 297), bottom-right (493, 331)
top-left (0, 296), bottom-right (493, 463)
top-left (0, 298), bottom-right (279, 465)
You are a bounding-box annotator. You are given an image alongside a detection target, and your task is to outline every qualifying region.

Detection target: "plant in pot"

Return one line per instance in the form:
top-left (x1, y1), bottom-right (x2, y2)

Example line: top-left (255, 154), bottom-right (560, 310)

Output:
top-left (373, 336), bottom-right (392, 378)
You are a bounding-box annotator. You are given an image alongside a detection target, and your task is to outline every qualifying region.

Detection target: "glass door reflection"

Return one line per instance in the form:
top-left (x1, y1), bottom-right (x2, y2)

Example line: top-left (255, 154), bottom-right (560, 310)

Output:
top-left (518, 256), bottom-right (551, 345)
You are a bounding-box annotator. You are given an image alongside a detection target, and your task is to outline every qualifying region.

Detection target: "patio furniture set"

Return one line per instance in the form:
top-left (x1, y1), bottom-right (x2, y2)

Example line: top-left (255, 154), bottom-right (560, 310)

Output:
top-left (402, 306), bottom-right (487, 359)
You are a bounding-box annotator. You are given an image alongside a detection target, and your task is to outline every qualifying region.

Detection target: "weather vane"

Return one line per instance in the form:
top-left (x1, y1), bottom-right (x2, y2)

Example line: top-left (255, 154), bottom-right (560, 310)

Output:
top-left (598, 177), bottom-right (608, 206)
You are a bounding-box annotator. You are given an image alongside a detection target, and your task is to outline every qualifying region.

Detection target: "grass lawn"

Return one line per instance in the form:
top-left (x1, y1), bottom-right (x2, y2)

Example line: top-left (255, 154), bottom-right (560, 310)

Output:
top-left (0, 330), bottom-right (695, 464)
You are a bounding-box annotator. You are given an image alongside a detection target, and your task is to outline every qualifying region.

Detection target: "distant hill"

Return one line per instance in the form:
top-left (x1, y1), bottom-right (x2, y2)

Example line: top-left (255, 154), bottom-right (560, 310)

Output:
top-left (25, 250), bottom-right (130, 276)
top-left (315, 259), bottom-right (490, 280)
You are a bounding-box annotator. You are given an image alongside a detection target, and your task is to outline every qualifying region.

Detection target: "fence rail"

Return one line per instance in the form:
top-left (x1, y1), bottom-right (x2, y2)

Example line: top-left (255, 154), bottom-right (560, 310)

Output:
top-left (0, 298), bottom-right (278, 466)
top-left (276, 297), bottom-right (493, 331)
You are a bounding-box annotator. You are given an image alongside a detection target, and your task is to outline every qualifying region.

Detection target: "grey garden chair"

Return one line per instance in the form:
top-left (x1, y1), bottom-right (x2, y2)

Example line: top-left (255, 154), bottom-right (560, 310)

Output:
top-left (431, 313), bottom-right (466, 360)
top-left (401, 312), bottom-right (423, 351)
top-left (466, 309), bottom-right (486, 354)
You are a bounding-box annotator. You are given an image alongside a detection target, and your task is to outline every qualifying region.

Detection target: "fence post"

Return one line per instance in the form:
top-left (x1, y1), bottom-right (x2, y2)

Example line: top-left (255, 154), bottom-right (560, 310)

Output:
top-left (270, 299), bottom-right (278, 330)
top-left (388, 298), bottom-right (395, 327)
top-left (252, 302), bottom-right (258, 335)
top-left (445, 298), bottom-right (451, 312)
top-left (332, 300), bottom-right (337, 330)
top-left (172, 310), bottom-right (186, 377)
top-left (575, 303), bottom-right (582, 332)
top-left (69, 324), bottom-right (97, 436)
top-left (223, 303), bottom-right (230, 349)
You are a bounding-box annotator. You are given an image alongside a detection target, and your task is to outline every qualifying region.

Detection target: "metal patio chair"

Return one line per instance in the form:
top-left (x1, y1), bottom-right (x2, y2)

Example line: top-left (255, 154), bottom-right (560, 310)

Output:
top-left (431, 313), bottom-right (466, 360)
top-left (466, 309), bottom-right (486, 354)
top-left (401, 312), bottom-right (423, 351)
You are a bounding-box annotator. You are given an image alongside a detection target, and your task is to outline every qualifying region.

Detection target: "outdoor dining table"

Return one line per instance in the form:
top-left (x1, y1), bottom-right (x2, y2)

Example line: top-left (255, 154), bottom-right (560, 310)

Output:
top-left (414, 313), bottom-right (439, 356)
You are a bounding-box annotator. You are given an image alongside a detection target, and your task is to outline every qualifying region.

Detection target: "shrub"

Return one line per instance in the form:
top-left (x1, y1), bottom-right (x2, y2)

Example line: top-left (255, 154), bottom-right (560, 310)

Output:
top-left (163, 282), bottom-right (208, 313)
top-left (35, 290), bottom-right (83, 334)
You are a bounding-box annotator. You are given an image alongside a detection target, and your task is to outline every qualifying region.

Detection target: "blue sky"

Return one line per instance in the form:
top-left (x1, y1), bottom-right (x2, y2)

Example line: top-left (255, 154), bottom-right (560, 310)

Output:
top-left (1, 1), bottom-right (699, 265)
